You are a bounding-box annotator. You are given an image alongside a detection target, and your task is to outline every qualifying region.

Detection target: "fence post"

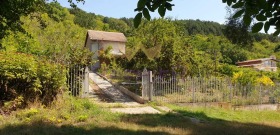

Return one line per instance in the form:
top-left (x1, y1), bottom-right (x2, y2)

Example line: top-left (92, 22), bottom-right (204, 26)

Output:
top-left (83, 67), bottom-right (89, 98)
top-left (142, 68), bottom-right (148, 100)
top-left (259, 84), bottom-right (262, 105)
top-left (149, 71), bottom-right (153, 101)
top-left (229, 78), bottom-right (232, 102)
top-left (192, 77), bottom-right (195, 103)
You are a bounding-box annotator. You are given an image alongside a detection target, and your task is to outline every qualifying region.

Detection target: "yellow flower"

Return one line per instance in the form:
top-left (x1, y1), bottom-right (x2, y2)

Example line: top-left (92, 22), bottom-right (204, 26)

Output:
top-left (257, 75), bottom-right (274, 86)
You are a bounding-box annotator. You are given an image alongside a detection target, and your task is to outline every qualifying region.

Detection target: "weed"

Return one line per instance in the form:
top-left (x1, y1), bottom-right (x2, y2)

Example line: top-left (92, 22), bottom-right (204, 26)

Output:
top-left (59, 113), bottom-right (70, 120)
top-left (77, 115), bottom-right (88, 122)
top-left (24, 108), bottom-right (39, 118)
top-left (46, 116), bottom-right (57, 123)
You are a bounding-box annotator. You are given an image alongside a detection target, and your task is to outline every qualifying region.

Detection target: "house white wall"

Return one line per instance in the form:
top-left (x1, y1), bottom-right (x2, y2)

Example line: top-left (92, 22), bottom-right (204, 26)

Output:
top-left (99, 41), bottom-right (125, 55)
top-left (86, 39), bottom-right (126, 71)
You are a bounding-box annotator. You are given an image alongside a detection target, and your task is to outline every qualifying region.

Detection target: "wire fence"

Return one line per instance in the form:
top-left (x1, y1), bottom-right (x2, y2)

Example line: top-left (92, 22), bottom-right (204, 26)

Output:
top-left (152, 75), bottom-right (280, 105)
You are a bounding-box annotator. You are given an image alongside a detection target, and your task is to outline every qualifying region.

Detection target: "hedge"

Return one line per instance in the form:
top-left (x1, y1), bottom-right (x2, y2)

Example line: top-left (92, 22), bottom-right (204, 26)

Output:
top-left (0, 52), bottom-right (66, 109)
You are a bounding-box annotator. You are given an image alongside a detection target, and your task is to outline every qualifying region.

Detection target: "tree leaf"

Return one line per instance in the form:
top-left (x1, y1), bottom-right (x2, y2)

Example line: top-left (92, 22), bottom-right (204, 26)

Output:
top-left (273, 30), bottom-right (280, 36)
top-left (227, 0), bottom-right (233, 6)
top-left (232, 1), bottom-right (244, 8)
top-left (256, 14), bottom-right (267, 21)
top-left (233, 9), bottom-right (244, 18)
top-left (146, 2), bottom-right (154, 12)
top-left (266, 12), bottom-right (272, 17)
top-left (252, 22), bottom-right (263, 33)
top-left (243, 14), bottom-right (252, 26)
top-left (134, 8), bottom-right (141, 12)
top-left (137, 0), bottom-right (147, 10)
top-left (152, 1), bottom-right (161, 11)
top-left (264, 22), bottom-right (270, 33)
top-left (143, 8), bottom-right (151, 20)
top-left (165, 3), bottom-right (173, 11)
top-left (158, 5), bottom-right (166, 17)
top-left (257, 0), bottom-right (267, 9)
top-left (134, 13), bottom-right (142, 28)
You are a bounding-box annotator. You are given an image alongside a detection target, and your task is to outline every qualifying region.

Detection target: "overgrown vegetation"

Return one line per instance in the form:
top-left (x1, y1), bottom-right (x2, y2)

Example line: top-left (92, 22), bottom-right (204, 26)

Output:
top-left (1, 1), bottom-right (280, 134)
top-left (0, 2), bottom-right (93, 111)
top-left (1, 97), bottom-right (280, 135)
top-left (0, 52), bottom-right (66, 112)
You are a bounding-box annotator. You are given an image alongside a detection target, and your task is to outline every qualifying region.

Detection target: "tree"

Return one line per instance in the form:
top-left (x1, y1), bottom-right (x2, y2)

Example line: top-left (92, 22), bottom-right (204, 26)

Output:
top-left (1, 3), bottom-right (93, 65)
top-left (224, 7), bottom-right (253, 46)
top-left (222, 0), bottom-right (280, 35)
top-left (69, 7), bottom-right (97, 29)
top-left (0, 0), bottom-right (45, 46)
top-left (0, 0), bottom-right (85, 42)
top-left (133, 0), bottom-right (280, 36)
top-left (125, 19), bottom-right (181, 70)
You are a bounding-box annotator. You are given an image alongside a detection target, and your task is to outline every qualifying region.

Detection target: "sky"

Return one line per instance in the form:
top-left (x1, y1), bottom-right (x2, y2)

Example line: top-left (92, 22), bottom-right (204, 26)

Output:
top-left (57, 0), bottom-right (228, 24)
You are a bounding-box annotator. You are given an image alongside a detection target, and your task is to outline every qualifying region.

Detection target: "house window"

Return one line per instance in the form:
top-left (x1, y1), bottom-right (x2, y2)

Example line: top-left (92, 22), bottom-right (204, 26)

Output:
top-left (264, 60), bottom-right (270, 66)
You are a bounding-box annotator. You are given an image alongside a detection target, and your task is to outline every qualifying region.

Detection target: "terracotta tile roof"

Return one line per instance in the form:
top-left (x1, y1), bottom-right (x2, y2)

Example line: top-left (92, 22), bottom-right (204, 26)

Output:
top-left (87, 30), bottom-right (127, 42)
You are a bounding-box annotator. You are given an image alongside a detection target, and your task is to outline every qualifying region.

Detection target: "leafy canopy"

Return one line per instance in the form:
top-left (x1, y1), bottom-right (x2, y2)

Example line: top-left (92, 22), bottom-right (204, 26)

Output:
top-left (133, 0), bottom-right (280, 36)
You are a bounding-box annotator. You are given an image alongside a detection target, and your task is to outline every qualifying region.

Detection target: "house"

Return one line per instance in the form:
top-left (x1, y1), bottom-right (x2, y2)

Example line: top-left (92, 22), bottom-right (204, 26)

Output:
top-left (236, 56), bottom-right (277, 72)
top-left (84, 30), bottom-right (127, 71)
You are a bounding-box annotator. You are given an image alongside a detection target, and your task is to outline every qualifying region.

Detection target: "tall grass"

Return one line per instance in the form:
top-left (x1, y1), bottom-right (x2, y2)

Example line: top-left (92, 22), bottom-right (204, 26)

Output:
top-left (1, 93), bottom-right (280, 135)
top-left (0, 92), bottom-right (119, 126)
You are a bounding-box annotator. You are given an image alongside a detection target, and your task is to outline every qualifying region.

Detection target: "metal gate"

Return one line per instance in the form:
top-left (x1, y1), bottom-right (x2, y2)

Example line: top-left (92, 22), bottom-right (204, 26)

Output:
top-left (67, 65), bottom-right (89, 98)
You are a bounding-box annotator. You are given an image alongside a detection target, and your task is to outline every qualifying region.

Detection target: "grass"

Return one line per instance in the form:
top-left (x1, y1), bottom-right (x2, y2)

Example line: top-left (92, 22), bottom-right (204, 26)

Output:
top-left (0, 93), bottom-right (280, 135)
top-left (168, 104), bottom-right (280, 124)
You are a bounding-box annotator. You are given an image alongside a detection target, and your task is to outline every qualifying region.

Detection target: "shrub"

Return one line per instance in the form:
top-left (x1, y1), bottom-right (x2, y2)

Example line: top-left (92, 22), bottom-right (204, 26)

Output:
top-left (0, 52), bottom-right (40, 106)
top-left (0, 52), bottom-right (66, 110)
top-left (257, 75), bottom-right (274, 86)
top-left (232, 68), bottom-right (259, 85)
top-left (37, 60), bottom-right (66, 105)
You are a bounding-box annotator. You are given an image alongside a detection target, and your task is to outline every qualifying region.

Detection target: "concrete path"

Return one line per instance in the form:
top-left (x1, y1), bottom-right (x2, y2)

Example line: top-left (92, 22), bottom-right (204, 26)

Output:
top-left (89, 72), bottom-right (137, 103)
top-left (110, 106), bottom-right (161, 114)
top-left (89, 72), bottom-right (161, 114)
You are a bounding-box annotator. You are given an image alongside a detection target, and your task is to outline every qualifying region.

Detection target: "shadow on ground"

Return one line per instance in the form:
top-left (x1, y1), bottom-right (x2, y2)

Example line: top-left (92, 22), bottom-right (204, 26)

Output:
top-left (0, 120), bottom-right (169, 135)
top-left (120, 110), bottom-right (280, 135)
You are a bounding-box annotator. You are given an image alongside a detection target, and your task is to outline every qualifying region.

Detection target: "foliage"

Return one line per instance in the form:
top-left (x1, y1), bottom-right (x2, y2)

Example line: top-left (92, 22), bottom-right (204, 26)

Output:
top-left (256, 75), bottom-right (274, 86)
top-left (223, 0), bottom-right (280, 35)
top-left (224, 8), bottom-right (253, 47)
top-left (69, 7), bottom-right (97, 29)
top-left (133, 0), bottom-right (175, 27)
top-left (1, 1), bottom-right (280, 111)
top-left (231, 68), bottom-right (276, 87)
top-left (132, 0), bottom-right (280, 36)
top-left (174, 19), bottom-right (224, 36)
top-left (232, 69), bottom-right (258, 85)
top-left (0, 0), bottom-right (45, 41)
top-left (124, 19), bottom-right (180, 71)
top-left (218, 64), bottom-right (239, 76)
top-left (1, 7), bottom-right (92, 65)
top-left (0, 52), bottom-right (66, 110)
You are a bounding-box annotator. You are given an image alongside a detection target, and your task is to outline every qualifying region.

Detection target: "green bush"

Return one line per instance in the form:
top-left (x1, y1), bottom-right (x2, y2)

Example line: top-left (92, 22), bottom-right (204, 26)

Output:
top-left (0, 52), bottom-right (66, 109)
top-left (37, 60), bottom-right (66, 105)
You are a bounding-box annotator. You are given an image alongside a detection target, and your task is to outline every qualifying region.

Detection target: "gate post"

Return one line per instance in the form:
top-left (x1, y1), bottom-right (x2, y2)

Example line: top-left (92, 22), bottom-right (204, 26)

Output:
top-left (83, 67), bottom-right (89, 98)
top-left (149, 71), bottom-right (153, 101)
top-left (142, 68), bottom-right (148, 100)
